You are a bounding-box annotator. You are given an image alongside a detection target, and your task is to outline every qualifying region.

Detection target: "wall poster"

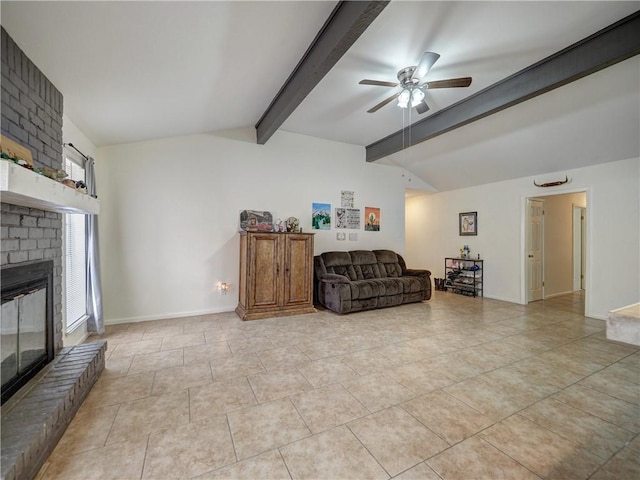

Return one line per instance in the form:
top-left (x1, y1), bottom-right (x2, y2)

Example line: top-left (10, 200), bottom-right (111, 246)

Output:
top-left (365, 207), bottom-right (380, 231)
top-left (335, 208), bottom-right (360, 229)
top-left (341, 190), bottom-right (354, 208)
top-left (312, 203), bottom-right (331, 230)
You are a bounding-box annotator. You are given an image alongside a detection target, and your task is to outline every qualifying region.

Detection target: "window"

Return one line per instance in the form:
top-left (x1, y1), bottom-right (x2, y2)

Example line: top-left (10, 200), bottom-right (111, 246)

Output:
top-left (64, 155), bottom-right (87, 332)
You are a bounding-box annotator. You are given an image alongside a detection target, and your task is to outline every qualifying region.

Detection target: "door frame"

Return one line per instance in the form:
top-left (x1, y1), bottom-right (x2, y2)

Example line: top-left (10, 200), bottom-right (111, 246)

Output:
top-left (520, 188), bottom-right (591, 312)
top-left (573, 205), bottom-right (587, 291)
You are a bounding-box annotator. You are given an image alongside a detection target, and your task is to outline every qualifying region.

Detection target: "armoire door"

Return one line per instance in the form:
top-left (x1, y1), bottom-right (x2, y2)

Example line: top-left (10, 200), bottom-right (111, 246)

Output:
top-left (283, 234), bottom-right (313, 307)
top-left (248, 233), bottom-right (282, 309)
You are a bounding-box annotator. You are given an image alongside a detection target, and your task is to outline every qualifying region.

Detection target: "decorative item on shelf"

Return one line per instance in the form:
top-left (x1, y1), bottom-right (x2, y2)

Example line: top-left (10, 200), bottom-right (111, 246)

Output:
top-left (62, 179), bottom-right (76, 188)
top-left (286, 217), bottom-right (300, 233)
top-left (1, 135), bottom-right (34, 168)
top-left (239, 210), bottom-right (274, 232)
top-left (75, 180), bottom-right (87, 194)
top-left (460, 245), bottom-right (471, 259)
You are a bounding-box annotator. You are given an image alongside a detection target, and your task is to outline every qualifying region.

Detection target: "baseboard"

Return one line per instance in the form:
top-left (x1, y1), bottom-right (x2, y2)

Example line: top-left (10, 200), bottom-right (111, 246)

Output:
top-left (105, 307), bottom-right (236, 326)
top-left (482, 293), bottom-right (523, 305)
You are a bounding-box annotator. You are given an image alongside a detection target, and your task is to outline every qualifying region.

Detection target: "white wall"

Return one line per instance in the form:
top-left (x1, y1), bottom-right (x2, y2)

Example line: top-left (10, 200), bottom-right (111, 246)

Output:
top-left (61, 114), bottom-right (98, 345)
top-left (406, 157), bottom-right (639, 320)
top-left (96, 129), bottom-right (430, 324)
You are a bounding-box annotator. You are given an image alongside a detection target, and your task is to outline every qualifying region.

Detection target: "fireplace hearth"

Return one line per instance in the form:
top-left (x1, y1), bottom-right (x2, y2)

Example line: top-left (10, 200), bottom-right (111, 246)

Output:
top-left (1, 260), bottom-right (54, 405)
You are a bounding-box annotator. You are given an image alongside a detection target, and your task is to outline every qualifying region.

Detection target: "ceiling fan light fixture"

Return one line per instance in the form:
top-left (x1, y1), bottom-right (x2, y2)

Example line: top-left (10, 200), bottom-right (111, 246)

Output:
top-left (410, 88), bottom-right (425, 107)
top-left (397, 88), bottom-right (410, 108)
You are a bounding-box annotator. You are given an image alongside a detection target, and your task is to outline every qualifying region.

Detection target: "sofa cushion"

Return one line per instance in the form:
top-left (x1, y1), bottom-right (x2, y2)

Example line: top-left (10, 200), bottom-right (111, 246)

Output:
top-left (373, 250), bottom-right (403, 277)
top-left (372, 278), bottom-right (403, 296)
top-left (350, 280), bottom-right (380, 300)
top-left (321, 251), bottom-right (357, 280)
top-left (350, 250), bottom-right (382, 280)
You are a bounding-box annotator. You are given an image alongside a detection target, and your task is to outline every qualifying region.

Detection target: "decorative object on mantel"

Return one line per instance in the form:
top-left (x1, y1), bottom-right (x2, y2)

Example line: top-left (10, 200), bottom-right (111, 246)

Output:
top-left (1, 134), bottom-right (34, 167)
top-left (533, 175), bottom-right (570, 187)
top-left (239, 210), bottom-right (273, 232)
top-left (459, 211), bottom-right (477, 236)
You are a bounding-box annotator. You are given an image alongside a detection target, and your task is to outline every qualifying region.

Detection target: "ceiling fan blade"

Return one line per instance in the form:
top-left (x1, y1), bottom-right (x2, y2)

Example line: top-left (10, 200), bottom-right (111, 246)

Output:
top-left (424, 77), bottom-right (472, 89)
top-left (367, 92), bottom-right (400, 113)
top-left (415, 100), bottom-right (430, 115)
top-left (359, 79), bottom-right (399, 87)
top-left (411, 52), bottom-right (440, 82)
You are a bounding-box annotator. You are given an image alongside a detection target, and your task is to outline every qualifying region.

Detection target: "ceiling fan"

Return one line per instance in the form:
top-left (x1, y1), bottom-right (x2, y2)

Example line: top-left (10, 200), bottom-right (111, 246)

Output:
top-left (359, 52), bottom-right (472, 114)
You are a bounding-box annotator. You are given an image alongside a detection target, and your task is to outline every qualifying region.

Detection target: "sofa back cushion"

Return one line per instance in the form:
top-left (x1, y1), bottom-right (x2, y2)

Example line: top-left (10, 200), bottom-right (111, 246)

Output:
top-left (373, 250), bottom-right (403, 278)
top-left (320, 251), bottom-right (357, 280)
top-left (349, 250), bottom-right (382, 280)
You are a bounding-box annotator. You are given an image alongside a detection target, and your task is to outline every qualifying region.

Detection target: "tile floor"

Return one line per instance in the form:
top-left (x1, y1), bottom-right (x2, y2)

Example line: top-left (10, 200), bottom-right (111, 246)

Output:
top-left (36, 291), bottom-right (639, 479)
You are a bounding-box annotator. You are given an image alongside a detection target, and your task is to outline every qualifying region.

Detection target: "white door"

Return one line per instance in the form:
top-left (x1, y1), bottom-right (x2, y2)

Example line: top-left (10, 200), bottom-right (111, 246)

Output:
top-left (527, 199), bottom-right (544, 302)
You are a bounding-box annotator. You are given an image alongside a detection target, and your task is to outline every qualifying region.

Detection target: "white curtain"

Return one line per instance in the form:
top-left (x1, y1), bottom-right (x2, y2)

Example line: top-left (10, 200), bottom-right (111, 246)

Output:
top-left (84, 157), bottom-right (104, 334)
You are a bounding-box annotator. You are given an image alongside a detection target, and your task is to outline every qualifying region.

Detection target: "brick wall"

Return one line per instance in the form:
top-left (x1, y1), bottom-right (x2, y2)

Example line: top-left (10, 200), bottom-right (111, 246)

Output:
top-left (1, 27), bottom-right (64, 351)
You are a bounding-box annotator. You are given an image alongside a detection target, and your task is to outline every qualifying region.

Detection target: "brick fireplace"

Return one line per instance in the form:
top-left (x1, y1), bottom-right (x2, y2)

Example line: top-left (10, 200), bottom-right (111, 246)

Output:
top-left (1, 27), bottom-right (105, 480)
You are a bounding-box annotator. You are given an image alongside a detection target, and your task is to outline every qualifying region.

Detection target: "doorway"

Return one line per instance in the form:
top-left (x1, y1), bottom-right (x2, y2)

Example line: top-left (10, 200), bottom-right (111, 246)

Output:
top-left (525, 191), bottom-right (587, 309)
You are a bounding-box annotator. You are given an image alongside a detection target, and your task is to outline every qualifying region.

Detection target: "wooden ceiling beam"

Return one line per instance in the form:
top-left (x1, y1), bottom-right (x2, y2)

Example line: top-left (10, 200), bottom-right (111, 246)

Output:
top-left (366, 10), bottom-right (640, 162)
top-left (255, 1), bottom-right (389, 145)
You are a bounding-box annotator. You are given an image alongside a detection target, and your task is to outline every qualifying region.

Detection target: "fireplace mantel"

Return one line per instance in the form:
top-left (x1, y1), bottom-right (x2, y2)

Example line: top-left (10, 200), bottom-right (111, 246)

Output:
top-left (0, 161), bottom-right (99, 215)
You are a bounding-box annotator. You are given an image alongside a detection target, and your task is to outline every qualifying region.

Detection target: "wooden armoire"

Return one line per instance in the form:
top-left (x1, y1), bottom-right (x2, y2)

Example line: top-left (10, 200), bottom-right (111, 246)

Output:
top-left (235, 231), bottom-right (316, 320)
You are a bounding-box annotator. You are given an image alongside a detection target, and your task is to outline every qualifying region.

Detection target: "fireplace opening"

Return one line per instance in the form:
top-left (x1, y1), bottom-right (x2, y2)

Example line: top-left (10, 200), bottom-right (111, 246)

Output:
top-left (1, 260), bottom-right (54, 405)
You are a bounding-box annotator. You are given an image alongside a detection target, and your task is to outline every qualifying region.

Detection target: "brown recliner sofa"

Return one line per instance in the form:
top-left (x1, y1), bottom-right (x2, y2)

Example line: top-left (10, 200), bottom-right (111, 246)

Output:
top-left (314, 249), bottom-right (431, 314)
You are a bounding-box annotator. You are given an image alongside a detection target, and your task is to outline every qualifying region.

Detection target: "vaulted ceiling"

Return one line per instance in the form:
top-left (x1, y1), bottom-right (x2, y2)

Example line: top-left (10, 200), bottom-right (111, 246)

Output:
top-left (1, 1), bottom-right (638, 191)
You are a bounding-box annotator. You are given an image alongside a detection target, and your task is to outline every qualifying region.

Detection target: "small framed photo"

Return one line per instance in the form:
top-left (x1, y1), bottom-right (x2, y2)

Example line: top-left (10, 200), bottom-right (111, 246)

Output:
top-left (459, 212), bottom-right (477, 236)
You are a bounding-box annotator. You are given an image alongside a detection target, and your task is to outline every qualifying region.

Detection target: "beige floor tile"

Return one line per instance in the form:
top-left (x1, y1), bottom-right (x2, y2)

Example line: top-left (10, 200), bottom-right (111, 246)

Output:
top-left (444, 377), bottom-right (535, 421)
top-left (375, 343), bottom-right (429, 365)
top-left (227, 398), bottom-right (311, 460)
top-left (196, 449), bottom-right (291, 479)
top-left (552, 384), bottom-right (640, 432)
top-left (508, 357), bottom-right (586, 388)
top-left (427, 436), bottom-right (540, 480)
top-left (590, 446), bottom-right (640, 480)
top-left (109, 338), bottom-right (162, 358)
top-left (142, 415), bottom-right (236, 479)
top-left (160, 332), bottom-right (206, 351)
top-left (479, 366), bottom-right (560, 400)
top-left (279, 425), bottom-right (388, 480)
top-left (425, 352), bottom-right (486, 382)
top-left (602, 361), bottom-right (640, 385)
top-left (141, 324), bottom-right (185, 340)
top-left (82, 372), bottom-right (154, 409)
top-left (393, 462), bottom-right (443, 480)
top-left (210, 353), bottom-right (265, 380)
top-left (481, 414), bottom-right (602, 479)
top-left (189, 377), bottom-right (257, 422)
top-left (343, 372), bottom-right (415, 412)
top-left (107, 389), bottom-right (190, 444)
top-left (41, 438), bottom-right (147, 480)
top-left (258, 345), bottom-right (310, 370)
top-left (203, 327), bottom-right (246, 343)
top-left (248, 367), bottom-right (313, 403)
top-left (296, 357), bottom-right (359, 387)
top-left (227, 335), bottom-right (276, 355)
top-left (402, 391), bottom-right (493, 445)
top-left (48, 404), bottom-right (119, 459)
top-left (100, 355), bottom-right (133, 378)
top-left (348, 406), bottom-right (448, 476)
top-left (183, 342), bottom-right (232, 365)
top-left (520, 398), bottom-right (635, 459)
top-left (151, 362), bottom-right (213, 395)
top-left (386, 361), bottom-right (456, 395)
top-left (128, 348), bottom-right (184, 375)
top-left (296, 338), bottom-right (349, 360)
top-left (580, 370), bottom-right (640, 405)
top-left (340, 349), bottom-right (396, 375)
top-left (290, 383), bottom-right (368, 433)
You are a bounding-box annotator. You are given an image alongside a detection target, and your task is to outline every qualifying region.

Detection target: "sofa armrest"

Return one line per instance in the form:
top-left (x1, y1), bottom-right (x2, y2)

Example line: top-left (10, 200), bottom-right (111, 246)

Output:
top-left (403, 269), bottom-right (431, 277)
top-left (320, 273), bottom-right (351, 284)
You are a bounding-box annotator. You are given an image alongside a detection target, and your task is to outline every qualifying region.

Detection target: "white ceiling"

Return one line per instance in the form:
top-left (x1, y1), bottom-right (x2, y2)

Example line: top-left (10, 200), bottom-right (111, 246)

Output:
top-left (1, 1), bottom-right (639, 192)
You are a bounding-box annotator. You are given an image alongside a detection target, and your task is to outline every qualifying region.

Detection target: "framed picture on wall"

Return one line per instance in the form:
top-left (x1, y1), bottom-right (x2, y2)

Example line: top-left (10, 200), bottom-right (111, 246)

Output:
top-left (459, 212), bottom-right (477, 236)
